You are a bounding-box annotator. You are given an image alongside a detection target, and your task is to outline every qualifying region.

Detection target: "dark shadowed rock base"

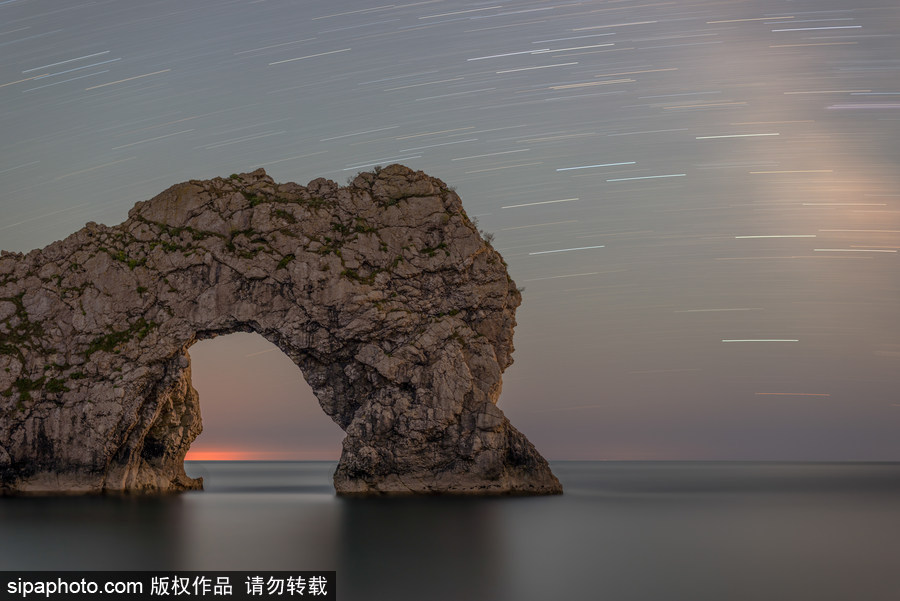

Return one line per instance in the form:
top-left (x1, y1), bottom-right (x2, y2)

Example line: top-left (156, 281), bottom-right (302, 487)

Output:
top-left (0, 165), bottom-right (561, 496)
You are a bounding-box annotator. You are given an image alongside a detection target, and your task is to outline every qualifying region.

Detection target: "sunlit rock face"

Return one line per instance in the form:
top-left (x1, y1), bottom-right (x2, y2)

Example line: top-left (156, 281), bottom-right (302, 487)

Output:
top-left (0, 165), bottom-right (561, 496)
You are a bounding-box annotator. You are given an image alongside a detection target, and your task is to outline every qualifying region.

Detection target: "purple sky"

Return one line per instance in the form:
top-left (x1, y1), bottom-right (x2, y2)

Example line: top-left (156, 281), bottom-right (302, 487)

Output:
top-left (2, 0), bottom-right (898, 460)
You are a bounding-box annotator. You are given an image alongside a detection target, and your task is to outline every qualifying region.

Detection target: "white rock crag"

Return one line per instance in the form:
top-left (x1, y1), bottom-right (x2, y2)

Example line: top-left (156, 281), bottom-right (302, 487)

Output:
top-left (0, 165), bottom-right (562, 496)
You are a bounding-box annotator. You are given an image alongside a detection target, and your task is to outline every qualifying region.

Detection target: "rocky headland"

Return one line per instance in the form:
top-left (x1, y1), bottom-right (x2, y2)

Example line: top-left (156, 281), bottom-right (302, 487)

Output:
top-left (0, 165), bottom-right (562, 496)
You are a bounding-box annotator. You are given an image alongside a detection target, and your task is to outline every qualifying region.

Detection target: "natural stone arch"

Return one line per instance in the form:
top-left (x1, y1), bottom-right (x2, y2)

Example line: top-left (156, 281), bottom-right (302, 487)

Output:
top-left (0, 165), bottom-right (561, 495)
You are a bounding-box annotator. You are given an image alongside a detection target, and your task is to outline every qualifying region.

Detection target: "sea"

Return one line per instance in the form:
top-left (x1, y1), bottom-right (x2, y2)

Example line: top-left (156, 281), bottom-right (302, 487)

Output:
top-left (1, 461), bottom-right (899, 600)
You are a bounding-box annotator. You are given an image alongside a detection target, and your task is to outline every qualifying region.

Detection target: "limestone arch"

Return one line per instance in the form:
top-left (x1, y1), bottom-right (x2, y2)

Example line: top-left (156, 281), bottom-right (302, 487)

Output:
top-left (0, 165), bottom-right (561, 495)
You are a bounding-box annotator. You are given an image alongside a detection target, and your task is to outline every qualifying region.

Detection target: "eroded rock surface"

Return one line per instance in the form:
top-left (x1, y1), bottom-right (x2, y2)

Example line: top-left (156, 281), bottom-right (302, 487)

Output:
top-left (0, 165), bottom-right (561, 495)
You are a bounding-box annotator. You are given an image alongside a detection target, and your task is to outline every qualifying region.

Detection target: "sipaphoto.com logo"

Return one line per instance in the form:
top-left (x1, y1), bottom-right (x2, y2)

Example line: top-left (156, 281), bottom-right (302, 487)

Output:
top-left (1, 571), bottom-right (335, 600)
top-left (6, 576), bottom-right (142, 598)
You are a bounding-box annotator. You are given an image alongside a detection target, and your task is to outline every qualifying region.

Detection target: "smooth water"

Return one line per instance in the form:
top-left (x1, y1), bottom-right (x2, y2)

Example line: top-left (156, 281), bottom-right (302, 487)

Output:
top-left (1, 462), bottom-right (899, 600)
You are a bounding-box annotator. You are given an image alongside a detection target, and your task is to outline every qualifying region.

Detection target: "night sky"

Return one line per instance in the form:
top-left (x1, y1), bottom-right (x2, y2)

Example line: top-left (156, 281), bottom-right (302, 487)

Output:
top-left (2, 0), bottom-right (898, 461)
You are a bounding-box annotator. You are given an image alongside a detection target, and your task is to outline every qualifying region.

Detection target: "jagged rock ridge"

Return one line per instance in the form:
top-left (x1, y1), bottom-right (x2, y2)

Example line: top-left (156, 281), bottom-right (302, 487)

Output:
top-left (0, 164), bottom-right (562, 495)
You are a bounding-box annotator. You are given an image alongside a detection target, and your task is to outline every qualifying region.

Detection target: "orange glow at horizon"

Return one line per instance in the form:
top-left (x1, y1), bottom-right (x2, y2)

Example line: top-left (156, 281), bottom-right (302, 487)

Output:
top-left (184, 448), bottom-right (340, 461)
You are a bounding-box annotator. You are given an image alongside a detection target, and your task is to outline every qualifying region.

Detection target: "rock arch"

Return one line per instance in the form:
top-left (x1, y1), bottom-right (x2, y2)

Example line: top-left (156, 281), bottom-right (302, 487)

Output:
top-left (0, 165), bottom-right (561, 495)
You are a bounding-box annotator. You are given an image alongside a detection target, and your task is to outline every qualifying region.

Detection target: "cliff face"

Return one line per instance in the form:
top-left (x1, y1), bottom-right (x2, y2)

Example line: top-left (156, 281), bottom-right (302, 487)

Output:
top-left (0, 165), bottom-right (561, 495)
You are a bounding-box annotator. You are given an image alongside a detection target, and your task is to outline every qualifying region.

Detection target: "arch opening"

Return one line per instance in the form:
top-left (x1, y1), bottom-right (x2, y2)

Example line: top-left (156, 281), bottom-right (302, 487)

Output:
top-left (184, 332), bottom-right (344, 462)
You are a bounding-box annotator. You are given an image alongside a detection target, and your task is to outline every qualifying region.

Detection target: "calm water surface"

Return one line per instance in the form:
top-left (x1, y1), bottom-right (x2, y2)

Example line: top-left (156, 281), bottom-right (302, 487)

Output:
top-left (1, 462), bottom-right (899, 601)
